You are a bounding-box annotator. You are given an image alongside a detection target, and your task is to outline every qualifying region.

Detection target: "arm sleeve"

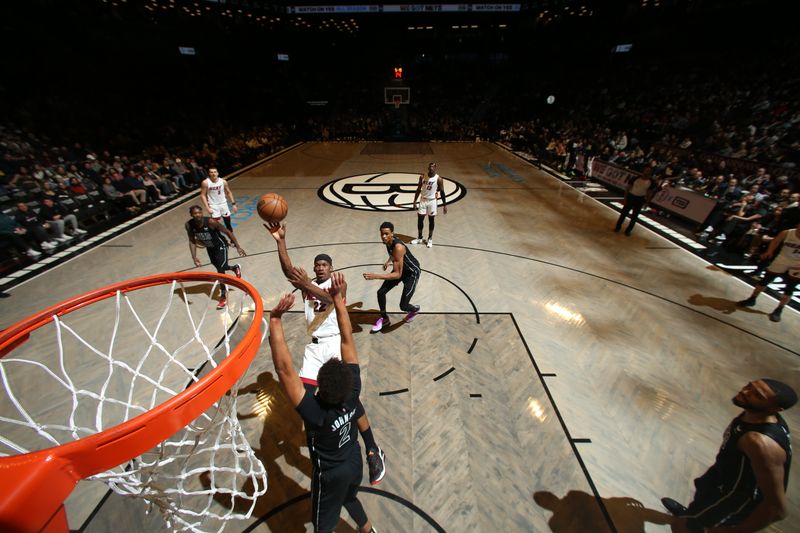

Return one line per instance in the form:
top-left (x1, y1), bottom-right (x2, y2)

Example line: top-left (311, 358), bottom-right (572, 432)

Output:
top-left (349, 364), bottom-right (362, 399)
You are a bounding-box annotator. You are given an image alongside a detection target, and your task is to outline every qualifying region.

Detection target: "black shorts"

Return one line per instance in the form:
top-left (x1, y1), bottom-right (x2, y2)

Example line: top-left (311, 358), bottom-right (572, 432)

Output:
top-left (311, 452), bottom-right (363, 532)
top-left (206, 243), bottom-right (229, 273)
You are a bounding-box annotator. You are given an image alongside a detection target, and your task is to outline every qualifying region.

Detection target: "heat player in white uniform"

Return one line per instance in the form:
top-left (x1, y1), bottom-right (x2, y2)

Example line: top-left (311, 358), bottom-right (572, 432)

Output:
top-left (738, 222), bottom-right (800, 322)
top-left (266, 222), bottom-right (387, 485)
top-left (412, 162), bottom-right (447, 248)
top-left (200, 167), bottom-right (237, 231)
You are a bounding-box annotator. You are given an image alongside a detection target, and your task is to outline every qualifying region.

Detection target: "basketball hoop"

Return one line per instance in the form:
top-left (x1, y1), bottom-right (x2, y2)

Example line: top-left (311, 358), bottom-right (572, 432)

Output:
top-left (0, 272), bottom-right (267, 532)
top-left (392, 94), bottom-right (402, 110)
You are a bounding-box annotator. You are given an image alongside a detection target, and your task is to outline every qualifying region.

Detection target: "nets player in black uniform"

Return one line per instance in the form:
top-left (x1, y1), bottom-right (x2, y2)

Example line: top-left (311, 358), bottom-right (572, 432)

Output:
top-left (185, 205), bottom-right (245, 310)
top-left (268, 273), bottom-right (377, 533)
top-left (662, 379), bottom-right (796, 533)
top-left (363, 221), bottom-right (421, 333)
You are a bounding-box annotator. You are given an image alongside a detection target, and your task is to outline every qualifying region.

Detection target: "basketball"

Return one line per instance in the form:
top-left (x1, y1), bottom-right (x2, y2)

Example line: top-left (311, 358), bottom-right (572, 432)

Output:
top-left (257, 193), bottom-right (288, 223)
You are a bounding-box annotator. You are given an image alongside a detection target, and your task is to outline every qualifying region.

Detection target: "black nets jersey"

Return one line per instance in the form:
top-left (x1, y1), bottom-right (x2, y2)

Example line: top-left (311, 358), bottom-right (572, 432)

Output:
top-left (705, 413), bottom-right (792, 501)
top-left (386, 237), bottom-right (420, 280)
top-left (186, 217), bottom-right (226, 248)
top-left (296, 364), bottom-right (361, 467)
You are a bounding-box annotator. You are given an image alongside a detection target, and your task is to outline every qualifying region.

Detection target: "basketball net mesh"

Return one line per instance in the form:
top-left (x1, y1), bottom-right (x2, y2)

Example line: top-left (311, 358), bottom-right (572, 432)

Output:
top-left (0, 279), bottom-right (268, 532)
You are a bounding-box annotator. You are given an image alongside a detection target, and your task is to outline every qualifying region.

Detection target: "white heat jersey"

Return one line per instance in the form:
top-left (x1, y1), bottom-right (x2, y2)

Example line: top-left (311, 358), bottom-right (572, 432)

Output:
top-left (305, 278), bottom-right (339, 338)
top-left (421, 173), bottom-right (440, 200)
top-left (204, 177), bottom-right (227, 206)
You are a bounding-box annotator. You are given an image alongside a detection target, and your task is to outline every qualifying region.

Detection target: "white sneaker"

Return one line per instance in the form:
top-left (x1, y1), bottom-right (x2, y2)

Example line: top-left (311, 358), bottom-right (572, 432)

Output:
top-left (411, 238), bottom-right (423, 245)
top-left (715, 234), bottom-right (727, 241)
top-left (705, 226), bottom-right (714, 232)
top-left (55, 235), bottom-right (70, 242)
top-left (26, 249), bottom-right (42, 258)
top-left (74, 228), bottom-right (87, 234)
top-left (426, 239), bottom-right (433, 248)
top-left (41, 241), bottom-right (56, 250)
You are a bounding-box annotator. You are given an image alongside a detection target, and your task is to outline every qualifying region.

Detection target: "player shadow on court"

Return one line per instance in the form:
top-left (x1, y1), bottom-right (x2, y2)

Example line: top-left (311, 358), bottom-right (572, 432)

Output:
top-left (687, 293), bottom-right (765, 316)
top-left (200, 371), bottom-right (357, 532)
top-left (395, 233), bottom-right (415, 244)
top-left (172, 282), bottom-right (228, 303)
top-left (533, 490), bottom-right (673, 533)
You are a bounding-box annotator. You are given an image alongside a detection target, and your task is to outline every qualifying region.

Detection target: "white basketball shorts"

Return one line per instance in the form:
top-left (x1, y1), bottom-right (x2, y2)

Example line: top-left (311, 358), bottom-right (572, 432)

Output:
top-left (209, 202), bottom-right (231, 218)
top-left (768, 256), bottom-right (800, 278)
top-left (299, 335), bottom-right (341, 385)
top-left (418, 198), bottom-right (437, 216)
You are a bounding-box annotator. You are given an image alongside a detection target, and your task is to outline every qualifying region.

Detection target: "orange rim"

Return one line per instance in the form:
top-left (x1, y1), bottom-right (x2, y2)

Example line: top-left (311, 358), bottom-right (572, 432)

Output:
top-left (0, 272), bottom-right (264, 533)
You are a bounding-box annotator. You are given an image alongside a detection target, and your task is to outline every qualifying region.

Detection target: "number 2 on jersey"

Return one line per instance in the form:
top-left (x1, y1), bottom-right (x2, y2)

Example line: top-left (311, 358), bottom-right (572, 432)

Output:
top-left (338, 422), bottom-right (351, 448)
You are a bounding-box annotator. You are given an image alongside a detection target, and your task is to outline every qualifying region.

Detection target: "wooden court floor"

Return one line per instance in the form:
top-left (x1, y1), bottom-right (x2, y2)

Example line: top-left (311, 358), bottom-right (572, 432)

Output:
top-left (1, 142), bottom-right (798, 532)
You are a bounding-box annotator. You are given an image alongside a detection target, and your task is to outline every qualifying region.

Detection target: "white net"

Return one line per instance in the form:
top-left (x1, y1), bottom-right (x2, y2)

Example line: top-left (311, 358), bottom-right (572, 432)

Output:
top-left (0, 277), bottom-right (268, 532)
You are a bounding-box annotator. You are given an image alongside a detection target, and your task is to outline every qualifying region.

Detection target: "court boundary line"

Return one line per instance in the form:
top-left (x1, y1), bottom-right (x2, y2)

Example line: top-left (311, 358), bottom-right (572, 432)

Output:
top-left (497, 143), bottom-right (800, 316)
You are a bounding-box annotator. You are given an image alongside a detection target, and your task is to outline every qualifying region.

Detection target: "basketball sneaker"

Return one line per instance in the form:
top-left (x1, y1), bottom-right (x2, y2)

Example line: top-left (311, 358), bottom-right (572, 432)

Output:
top-left (737, 297), bottom-right (757, 307)
top-left (371, 317), bottom-right (389, 333)
top-left (367, 447), bottom-right (386, 485)
top-left (216, 298), bottom-right (227, 310)
top-left (404, 305), bottom-right (420, 323)
top-left (232, 264), bottom-right (242, 278)
top-left (426, 239), bottom-right (433, 248)
top-left (411, 238), bottom-right (424, 245)
top-left (660, 497), bottom-right (688, 517)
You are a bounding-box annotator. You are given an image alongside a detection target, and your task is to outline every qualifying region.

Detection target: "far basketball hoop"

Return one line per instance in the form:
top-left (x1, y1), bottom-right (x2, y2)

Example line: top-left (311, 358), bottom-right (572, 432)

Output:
top-left (384, 86), bottom-right (410, 108)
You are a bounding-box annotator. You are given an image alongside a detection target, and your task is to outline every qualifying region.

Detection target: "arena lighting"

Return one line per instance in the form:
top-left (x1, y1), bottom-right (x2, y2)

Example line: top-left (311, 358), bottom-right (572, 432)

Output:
top-left (286, 3), bottom-right (521, 14)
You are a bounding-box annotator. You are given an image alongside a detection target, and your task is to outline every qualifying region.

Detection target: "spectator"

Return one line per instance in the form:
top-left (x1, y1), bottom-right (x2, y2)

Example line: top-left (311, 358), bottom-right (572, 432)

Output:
top-left (0, 211), bottom-right (43, 259)
top-left (38, 197), bottom-right (87, 239)
top-left (13, 202), bottom-right (61, 248)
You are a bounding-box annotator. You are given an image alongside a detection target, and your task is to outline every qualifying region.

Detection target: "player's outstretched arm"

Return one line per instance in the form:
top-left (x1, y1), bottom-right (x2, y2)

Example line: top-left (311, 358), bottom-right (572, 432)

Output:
top-left (327, 272), bottom-right (357, 365)
top-left (268, 293), bottom-right (305, 406)
top-left (265, 222), bottom-right (297, 278)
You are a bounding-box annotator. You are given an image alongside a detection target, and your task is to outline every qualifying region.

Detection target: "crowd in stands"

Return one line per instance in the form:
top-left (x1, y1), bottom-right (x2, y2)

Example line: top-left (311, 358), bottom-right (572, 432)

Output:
top-left (493, 55), bottom-right (799, 269)
top-left (0, 124), bottom-right (290, 269)
top-left (2, 3), bottom-right (798, 279)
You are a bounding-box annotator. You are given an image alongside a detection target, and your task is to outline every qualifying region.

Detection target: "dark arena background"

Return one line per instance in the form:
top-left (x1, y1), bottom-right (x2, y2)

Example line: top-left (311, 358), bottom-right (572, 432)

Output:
top-left (0, 1), bottom-right (799, 532)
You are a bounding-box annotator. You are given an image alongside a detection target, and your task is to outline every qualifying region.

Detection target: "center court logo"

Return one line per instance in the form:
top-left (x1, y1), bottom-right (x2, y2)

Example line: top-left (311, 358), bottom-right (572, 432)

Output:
top-left (318, 172), bottom-right (467, 211)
